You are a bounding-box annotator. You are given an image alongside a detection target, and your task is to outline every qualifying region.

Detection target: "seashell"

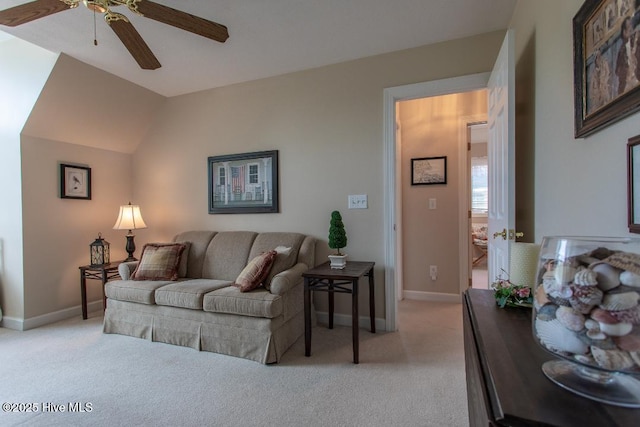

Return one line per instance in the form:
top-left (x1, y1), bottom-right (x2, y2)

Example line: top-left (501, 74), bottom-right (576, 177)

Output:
top-left (535, 318), bottom-right (589, 354)
top-left (556, 306), bottom-right (585, 331)
top-left (574, 354), bottom-right (594, 365)
top-left (534, 284), bottom-right (550, 308)
top-left (599, 291), bottom-right (639, 311)
top-left (547, 294), bottom-right (571, 307)
top-left (591, 346), bottom-right (635, 370)
top-left (591, 263), bottom-right (621, 291)
top-left (536, 304), bottom-right (557, 321)
top-left (591, 308), bottom-right (618, 324)
top-left (574, 268), bottom-right (598, 286)
top-left (587, 330), bottom-right (607, 340)
top-left (599, 321), bottom-right (633, 337)
top-left (569, 284), bottom-right (603, 314)
top-left (603, 251), bottom-right (640, 275)
top-left (585, 318), bottom-right (600, 331)
top-left (578, 330), bottom-right (617, 349)
top-left (589, 247), bottom-right (617, 260)
top-left (614, 332), bottom-right (640, 352)
top-left (554, 263), bottom-right (576, 285)
top-left (620, 271), bottom-right (640, 288)
top-left (609, 305), bottom-right (640, 325)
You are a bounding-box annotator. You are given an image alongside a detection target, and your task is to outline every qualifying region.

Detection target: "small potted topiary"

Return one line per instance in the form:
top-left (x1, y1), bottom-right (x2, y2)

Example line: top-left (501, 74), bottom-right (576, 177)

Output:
top-left (328, 210), bottom-right (348, 269)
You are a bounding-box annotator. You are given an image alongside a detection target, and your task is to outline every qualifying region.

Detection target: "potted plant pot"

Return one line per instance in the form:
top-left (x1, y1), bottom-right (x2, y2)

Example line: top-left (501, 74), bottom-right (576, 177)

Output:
top-left (328, 254), bottom-right (347, 269)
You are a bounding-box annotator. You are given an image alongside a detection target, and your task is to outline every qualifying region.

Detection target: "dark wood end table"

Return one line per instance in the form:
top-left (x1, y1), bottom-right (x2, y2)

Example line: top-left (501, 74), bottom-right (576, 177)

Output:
top-left (79, 261), bottom-right (122, 319)
top-left (302, 261), bottom-right (375, 364)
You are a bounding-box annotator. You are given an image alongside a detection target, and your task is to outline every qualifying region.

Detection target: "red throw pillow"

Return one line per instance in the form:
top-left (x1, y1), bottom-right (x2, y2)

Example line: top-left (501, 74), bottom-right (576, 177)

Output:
top-left (235, 250), bottom-right (277, 292)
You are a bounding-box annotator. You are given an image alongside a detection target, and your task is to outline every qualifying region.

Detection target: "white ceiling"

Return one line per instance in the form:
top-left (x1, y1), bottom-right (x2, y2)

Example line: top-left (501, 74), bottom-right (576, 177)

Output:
top-left (0, 0), bottom-right (517, 97)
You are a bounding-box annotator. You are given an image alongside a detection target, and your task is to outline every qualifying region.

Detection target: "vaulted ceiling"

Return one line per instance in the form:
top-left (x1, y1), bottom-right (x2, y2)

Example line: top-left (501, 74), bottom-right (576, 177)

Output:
top-left (0, 0), bottom-right (517, 97)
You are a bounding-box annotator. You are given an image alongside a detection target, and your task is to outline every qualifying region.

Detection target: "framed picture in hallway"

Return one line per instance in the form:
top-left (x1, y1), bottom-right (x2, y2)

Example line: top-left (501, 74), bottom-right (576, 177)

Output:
top-left (60, 163), bottom-right (91, 200)
top-left (208, 150), bottom-right (279, 214)
top-left (411, 156), bottom-right (447, 185)
top-left (574, 0), bottom-right (640, 137)
top-left (628, 134), bottom-right (640, 233)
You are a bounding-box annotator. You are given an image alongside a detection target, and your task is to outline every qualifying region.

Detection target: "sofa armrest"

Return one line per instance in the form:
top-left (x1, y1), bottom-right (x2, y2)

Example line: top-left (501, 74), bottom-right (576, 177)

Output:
top-left (118, 261), bottom-right (139, 280)
top-left (269, 262), bottom-right (309, 295)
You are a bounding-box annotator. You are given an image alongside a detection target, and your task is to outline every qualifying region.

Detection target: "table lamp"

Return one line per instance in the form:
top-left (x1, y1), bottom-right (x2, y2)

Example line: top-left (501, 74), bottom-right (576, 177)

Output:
top-left (113, 202), bottom-right (147, 261)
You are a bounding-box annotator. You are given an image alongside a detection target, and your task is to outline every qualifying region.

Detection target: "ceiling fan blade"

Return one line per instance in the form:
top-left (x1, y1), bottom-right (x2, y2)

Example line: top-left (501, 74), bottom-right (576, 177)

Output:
top-left (106, 14), bottom-right (160, 70)
top-left (132, 0), bottom-right (228, 43)
top-left (0, 0), bottom-right (74, 27)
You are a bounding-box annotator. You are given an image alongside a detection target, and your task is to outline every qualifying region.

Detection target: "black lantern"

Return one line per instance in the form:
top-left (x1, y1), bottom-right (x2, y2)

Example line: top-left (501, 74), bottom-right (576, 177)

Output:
top-left (90, 233), bottom-right (110, 266)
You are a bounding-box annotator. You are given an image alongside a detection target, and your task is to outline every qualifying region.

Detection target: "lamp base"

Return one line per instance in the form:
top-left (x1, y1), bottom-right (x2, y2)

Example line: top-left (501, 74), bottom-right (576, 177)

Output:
top-left (124, 233), bottom-right (137, 262)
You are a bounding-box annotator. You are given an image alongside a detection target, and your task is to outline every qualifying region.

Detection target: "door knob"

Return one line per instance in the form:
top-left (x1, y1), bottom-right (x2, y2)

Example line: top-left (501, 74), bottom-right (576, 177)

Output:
top-left (509, 230), bottom-right (524, 240)
top-left (493, 228), bottom-right (507, 240)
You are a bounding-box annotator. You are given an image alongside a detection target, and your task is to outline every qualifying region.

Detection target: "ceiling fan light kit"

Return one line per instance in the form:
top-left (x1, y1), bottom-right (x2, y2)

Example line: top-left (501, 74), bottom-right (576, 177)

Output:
top-left (0, 0), bottom-right (229, 70)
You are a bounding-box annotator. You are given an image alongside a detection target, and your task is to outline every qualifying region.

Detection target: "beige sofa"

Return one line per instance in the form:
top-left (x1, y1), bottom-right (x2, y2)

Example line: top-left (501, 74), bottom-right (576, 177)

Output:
top-left (103, 230), bottom-right (315, 364)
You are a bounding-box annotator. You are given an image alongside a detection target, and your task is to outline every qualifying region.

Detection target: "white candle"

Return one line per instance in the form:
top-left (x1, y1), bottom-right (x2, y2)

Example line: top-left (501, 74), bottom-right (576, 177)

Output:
top-left (510, 243), bottom-right (541, 288)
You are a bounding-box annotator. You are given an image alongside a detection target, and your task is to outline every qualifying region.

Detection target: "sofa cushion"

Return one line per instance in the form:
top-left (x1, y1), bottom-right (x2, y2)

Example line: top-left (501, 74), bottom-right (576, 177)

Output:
top-left (175, 241), bottom-right (191, 278)
top-left (105, 280), bottom-right (173, 305)
top-left (173, 231), bottom-right (217, 278)
top-left (155, 279), bottom-right (233, 310)
top-left (203, 286), bottom-right (283, 319)
top-left (132, 243), bottom-right (187, 281)
top-left (235, 250), bottom-right (277, 292)
top-left (202, 231), bottom-right (258, 281)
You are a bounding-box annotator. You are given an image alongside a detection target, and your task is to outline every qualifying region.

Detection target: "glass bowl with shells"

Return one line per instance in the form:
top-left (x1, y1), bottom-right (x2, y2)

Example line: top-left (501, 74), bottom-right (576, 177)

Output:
top-left (533, 236), bottom-right (640, 407)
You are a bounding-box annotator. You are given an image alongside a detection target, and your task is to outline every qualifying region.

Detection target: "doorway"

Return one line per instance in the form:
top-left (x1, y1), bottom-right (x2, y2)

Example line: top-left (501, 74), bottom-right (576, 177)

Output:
top-left (468, 122), bottom-right (489, 289)
top-left (382, 73), bottom-right (491, 332)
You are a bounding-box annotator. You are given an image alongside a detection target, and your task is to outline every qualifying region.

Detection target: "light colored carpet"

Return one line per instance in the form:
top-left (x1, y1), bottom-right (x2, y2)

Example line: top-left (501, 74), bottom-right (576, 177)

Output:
top-left (0, 299), bottom-right (468, 427)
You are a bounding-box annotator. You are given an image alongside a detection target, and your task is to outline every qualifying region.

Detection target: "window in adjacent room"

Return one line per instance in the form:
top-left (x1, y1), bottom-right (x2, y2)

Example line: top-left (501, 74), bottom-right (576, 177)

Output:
top-left (471, 156), bottom-right (488, 215)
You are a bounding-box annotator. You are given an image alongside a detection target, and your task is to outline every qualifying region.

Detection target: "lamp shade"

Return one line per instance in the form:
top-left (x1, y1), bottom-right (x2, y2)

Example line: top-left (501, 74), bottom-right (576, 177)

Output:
top-left (113, 202), bottom-right (147, 231)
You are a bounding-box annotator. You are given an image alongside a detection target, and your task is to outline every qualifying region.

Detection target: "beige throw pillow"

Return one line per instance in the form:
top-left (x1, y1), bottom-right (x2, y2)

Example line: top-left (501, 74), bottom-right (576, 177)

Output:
top-left (132, 243), bottom-right (187, 281)
top-left (235, 250), bottom-right (277, 292)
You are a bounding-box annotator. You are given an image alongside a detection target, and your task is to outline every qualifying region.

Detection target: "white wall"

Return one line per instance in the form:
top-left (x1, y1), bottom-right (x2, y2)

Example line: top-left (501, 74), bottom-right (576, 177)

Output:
top-left (20, 138), bottom-right (133, 324)
top-left (133, 32), bottom-right (505, 318)
top-left (1, 49), bottom-right (164, 329)
top-left (0, 38), bottom-right (57, 327)
top-left (511, 0), bottom-right (638, 240)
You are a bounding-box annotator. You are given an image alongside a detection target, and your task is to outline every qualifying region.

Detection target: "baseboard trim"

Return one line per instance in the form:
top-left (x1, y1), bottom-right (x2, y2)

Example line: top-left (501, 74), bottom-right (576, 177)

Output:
top-left (403, 290), bottom-right (462, 303)
top-left (0, 301), bottom-right (103, 331)
top-left (315, 311), bottom-right (387, 332)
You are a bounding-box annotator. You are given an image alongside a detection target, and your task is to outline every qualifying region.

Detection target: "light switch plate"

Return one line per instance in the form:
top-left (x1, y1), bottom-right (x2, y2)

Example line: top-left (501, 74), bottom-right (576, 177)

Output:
top-left (348, 194), bottom-right (368, 209)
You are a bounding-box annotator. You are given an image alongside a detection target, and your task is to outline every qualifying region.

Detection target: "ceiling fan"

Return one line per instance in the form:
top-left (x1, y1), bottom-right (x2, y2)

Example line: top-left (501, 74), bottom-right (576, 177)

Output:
top-left (0, 0), bottom-right (229, 70)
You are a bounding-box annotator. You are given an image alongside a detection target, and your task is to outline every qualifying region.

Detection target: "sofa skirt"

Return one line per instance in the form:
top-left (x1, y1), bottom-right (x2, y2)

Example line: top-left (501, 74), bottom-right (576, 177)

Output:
top-left (103, 299), bottom-right (303, 364)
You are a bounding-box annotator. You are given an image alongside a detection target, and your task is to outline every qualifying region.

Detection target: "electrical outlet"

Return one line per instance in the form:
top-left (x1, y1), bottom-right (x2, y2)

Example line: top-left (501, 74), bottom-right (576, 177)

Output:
top-left (430, 265), bottom-right (437, 280)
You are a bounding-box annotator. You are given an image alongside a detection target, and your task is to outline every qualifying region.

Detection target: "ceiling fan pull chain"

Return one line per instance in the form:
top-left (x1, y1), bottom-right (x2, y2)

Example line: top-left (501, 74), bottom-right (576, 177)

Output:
top-left (93, 8), bottom-right (98, 46)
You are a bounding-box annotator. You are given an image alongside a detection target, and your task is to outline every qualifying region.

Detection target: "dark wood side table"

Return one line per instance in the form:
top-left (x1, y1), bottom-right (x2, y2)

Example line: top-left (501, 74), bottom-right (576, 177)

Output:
top-left (463, 288), bottom-right (640, 426)
top-left (79, 262), bottom-right (122, 320)
top-left (302, 261), bottom-right (375, 364)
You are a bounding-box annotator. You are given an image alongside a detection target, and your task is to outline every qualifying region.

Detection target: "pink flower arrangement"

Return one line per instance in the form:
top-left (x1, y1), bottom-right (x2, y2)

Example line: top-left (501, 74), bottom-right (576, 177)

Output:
top-left (492, 270), bottom-right (533, 308)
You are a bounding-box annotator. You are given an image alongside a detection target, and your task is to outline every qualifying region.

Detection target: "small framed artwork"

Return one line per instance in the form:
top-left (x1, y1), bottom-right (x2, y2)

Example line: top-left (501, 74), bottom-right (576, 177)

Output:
top-left (208, 150), bottom-right (279, 214)
top-left (60, 164), bottom-right (91, 200)
top-left (627, 135), bottom-right (640, 233)
top-left (574, 0), bottom-right (640, 137)
top-left (411, 156), bottom-right (447, 185)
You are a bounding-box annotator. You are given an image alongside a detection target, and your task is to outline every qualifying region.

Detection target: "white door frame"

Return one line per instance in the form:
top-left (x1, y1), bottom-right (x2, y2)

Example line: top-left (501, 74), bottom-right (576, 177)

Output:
top-left (383, 72), bottom-right (490, 332)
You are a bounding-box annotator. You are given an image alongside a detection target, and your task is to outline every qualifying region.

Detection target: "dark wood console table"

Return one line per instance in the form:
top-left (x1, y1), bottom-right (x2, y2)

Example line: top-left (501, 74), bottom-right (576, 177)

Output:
top-left (303, 261), bottom-right (375, 364)
top-left (79, 262), bottom-right (122, 319)
top-left (463, 289), bottom-right (639, 426)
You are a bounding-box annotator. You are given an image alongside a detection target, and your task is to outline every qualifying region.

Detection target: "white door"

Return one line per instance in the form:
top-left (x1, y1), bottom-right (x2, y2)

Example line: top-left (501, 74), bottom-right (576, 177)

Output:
top-left (487, 30), bottom-right (515, 285)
